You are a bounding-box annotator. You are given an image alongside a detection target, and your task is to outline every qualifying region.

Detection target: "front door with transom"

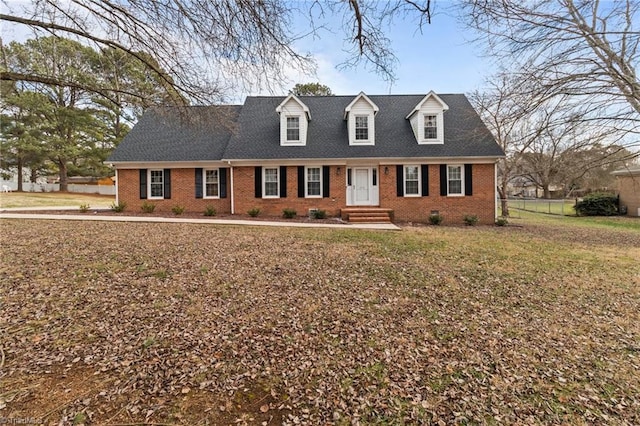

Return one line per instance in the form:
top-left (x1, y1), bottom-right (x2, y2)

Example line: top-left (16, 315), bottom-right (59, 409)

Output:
top-left (346, 167), bottom-right (379, 206)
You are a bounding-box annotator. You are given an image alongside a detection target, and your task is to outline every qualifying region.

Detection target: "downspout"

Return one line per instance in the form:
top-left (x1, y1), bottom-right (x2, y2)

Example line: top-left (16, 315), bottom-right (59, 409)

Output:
top-left (114, 168), bottom-right (119, 205)
top-left (494, 160), bottom-right (499, 218)
top-left (227, 161), bottom-right (234, 214)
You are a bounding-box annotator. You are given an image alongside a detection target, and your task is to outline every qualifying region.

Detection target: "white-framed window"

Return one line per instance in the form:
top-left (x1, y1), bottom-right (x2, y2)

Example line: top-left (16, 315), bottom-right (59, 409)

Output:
top-left (424, 114), bottom-right (437, 140)
top-left (263, 167), bottom-right (279, 198)
top-left (447, 165), bottom-right (463, 196)
top-left (149, 169), bottom-right (164, 199)
top-left (355, 115), bottom-right (369, 140)
top-left (404, 165), bottom-right (420, 196)
top-left (286, 116), bottom-right (300, 141)
top-left (306, 167), bottom-right (321, 197)
top-left (204, 168), bottom-right (219, 198)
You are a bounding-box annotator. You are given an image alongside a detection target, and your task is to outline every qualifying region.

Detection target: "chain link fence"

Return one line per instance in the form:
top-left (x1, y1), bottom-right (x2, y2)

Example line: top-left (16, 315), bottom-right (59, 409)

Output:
top-left (500, 198), bottom-right (578, 217)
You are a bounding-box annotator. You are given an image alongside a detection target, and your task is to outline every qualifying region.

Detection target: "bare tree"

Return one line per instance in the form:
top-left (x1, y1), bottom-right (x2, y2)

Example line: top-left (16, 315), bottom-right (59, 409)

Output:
top-left (515, 95), bottom-right (636, 199)
top-left (464, 0), bottom-right (640, 140)
top-left (1, 1), bottom-right (434, 105)
top-left (473, 73), bottom-right (638, 212)
top-left (470, 73), bottom-right (550, 215)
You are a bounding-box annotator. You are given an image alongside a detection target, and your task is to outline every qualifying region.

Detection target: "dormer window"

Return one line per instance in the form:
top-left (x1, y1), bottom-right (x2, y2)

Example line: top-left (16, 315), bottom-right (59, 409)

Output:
top-left (424, 115), bottom-right (437, 140)
top-left (286, 116), bottom-right (300, 141)
top-left (406, 91), bottom-right (449, 145)
top-left (276, 95), bottom-right (310, 146)
top-left (345, 92), bottom-right (379, 146)
top-left (355, 116), bottom-right (369, 140)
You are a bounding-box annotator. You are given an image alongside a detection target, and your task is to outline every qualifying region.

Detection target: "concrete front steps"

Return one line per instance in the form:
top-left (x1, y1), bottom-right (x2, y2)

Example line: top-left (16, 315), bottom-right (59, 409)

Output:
top-left (340, 207), bottom-right (394, 223)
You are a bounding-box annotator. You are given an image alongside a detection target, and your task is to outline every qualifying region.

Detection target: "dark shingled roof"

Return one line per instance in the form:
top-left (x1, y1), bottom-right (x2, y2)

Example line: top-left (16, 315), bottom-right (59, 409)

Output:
top-left (107, 105), bottom-right (241, 162)
top-left (108, 94), bottom-right (503, 163)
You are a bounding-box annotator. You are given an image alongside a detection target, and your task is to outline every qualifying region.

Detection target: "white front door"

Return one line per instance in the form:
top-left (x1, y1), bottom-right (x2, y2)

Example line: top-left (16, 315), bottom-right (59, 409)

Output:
top-left (347, 167), bottom-right (379, 206)
top-left (354, 168), bottom-right (370, 203)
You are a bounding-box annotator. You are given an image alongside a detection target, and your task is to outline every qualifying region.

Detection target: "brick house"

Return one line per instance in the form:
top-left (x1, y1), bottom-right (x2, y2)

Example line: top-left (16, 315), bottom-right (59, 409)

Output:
top-left (107, 92), bottom-right (504, 224)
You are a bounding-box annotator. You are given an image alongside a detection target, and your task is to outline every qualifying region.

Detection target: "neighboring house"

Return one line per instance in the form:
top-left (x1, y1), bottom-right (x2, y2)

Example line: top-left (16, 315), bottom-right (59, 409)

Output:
top-left (507, 177), bottom-right (564, 199)
top-left (612, 167), bottom-right (640, 217)
top-left (107, 92), bottom-right (505, 224)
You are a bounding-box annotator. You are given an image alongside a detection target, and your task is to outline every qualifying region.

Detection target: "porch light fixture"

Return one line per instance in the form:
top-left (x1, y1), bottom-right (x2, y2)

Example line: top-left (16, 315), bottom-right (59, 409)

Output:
top-left (384, 166), bottom-right (389, 175)
top-left (336, 167), bottom-right (341, 176)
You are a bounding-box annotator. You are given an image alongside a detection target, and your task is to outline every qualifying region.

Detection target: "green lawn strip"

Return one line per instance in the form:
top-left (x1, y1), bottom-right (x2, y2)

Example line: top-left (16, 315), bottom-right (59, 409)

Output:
top-left (511, 209), bottom-right (640, 232)
top-left (0, 192), bottom-right (114, 208)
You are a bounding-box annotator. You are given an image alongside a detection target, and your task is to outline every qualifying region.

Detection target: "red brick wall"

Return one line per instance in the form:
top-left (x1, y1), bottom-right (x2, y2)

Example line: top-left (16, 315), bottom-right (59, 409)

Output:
top-left (379, 163), bottom-right (496, 224)
top-left (116, 168), bottom-right (231, 214)
top-left (117, 163), bottom-right (497, 223)
top-left (233, 166), bottom-right (346, 217)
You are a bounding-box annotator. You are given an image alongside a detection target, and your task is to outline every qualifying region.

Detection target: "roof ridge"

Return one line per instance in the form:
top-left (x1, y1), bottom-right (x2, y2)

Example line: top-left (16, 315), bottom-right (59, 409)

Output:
top-left (246, 93), bottom-right (464, 98)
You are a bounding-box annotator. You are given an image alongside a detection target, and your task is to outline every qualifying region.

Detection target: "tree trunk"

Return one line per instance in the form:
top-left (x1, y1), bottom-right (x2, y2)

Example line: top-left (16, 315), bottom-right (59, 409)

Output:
top-left (543, 185), bottom-right (551, 199)
top-left (498, 186), bottom-right (509, 217)
top-left (30, 168), bottom-right (38, 187)
top-left (58, 160), bottom-right (68, 192)
top-left (16, 159), bottom-right (24, 192)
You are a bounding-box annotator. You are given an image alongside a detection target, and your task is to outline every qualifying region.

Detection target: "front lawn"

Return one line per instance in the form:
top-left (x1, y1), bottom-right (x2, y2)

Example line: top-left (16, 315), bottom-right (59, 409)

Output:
top-left (0, 192), bottom-right (115, 208)
top-left (1, 219), bottom-right (639, 425)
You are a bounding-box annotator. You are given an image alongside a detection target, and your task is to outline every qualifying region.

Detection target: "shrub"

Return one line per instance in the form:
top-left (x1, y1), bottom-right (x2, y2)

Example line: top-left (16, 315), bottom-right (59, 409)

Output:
top-left (463, 214), bottom-right (479, 226)
top-left (428, 213), bottom-right (443, 225)
top-left (282, 208), bottom-right (297, 219)
top-left (141, 201), bottom-right (156, 213)
top-left (312, 209), bottom-right (327, 219)
top-left (172, 205), bottom-right (185, 215)
top-left (248, 207), bottom-right (261, 217)
top-left (574, 192), bottom-right (618, 216)
top-left (78, 203), bottom-right (90, 213)
top-left (110, 201), bottom-right (126, 212)
top-left (203, 205), bottom-right (217, 216)
top-left (495, 217), bottom-right (508, 226)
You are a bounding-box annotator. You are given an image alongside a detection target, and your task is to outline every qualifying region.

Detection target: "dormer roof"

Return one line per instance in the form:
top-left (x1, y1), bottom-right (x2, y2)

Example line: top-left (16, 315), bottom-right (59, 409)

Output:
top-left (405, 91), bottom-right (449, 119)
top-left (344, 91), bottom-right (379, 119)
top-left (276, 94), bottom-right (311, 120)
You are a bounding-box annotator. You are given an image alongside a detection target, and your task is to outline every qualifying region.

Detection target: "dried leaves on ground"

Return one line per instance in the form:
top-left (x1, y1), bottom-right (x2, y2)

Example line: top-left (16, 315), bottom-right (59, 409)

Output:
top-left (1, 218), bottom-right (639, 425)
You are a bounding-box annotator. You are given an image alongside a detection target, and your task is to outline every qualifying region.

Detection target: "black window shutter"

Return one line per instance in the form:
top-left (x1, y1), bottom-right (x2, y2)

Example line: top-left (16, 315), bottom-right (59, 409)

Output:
top-left (139, 169), bottom-right (147, 199)
top-left (220, 168), bottom-right (228, 198)
top-left (440, 165), bottom-right (447, 196)
top-left (297, 166), bottom-right (305, 198)
top-left (254, 166), bottom-right (262, 198)
top-left (421, 164), bottom-right (429, 196)
top-left (322, 166), bottom-right (330, 198)
top-left (163, 169), bottom-right (171, 199)
top-left (396, 165), bottom-right (404, 197)
top-left (279, 166), bottom-right (287, 198)
top-left (195, 168), bottom-right (203, 199)
top-left (465, 164), bottom-right (473, 196)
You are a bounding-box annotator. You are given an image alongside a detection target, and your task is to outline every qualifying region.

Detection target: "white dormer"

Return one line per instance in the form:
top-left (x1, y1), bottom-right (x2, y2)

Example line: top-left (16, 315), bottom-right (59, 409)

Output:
top-left (276, 95), bottom-right (310, 146)
top-left (344, 92), bottom-right (379, 146)
top-left (405, 91), bottom-right (449, 144)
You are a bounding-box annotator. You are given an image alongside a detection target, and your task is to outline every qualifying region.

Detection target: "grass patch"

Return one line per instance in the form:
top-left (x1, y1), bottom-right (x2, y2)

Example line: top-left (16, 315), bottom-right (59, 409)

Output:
top-left (511, 209), bottom-right (640, 232)
top-left (0, 192), bottom-right (114, 208)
